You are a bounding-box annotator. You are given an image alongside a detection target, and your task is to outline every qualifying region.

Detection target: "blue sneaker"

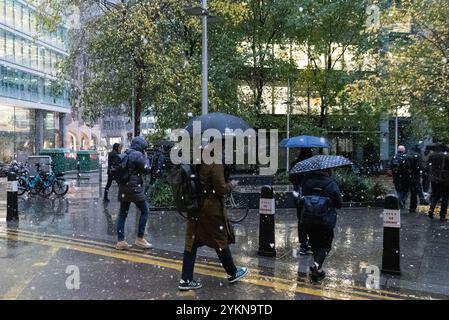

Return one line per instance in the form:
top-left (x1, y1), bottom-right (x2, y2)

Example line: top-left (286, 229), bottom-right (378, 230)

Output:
top-left (228, 267), bottom-right (249, 283)
top-left (178, 279), bottom-right (202, 291)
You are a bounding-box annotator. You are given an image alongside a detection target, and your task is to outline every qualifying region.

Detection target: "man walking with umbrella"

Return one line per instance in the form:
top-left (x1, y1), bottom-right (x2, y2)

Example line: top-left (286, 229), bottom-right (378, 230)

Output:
top-left (290, 155), bottom-right (349, 282)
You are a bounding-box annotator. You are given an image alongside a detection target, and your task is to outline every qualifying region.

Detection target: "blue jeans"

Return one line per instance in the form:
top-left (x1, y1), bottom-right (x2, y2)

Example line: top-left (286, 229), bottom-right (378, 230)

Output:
top-left (117, 201), bottom-right (149, 241)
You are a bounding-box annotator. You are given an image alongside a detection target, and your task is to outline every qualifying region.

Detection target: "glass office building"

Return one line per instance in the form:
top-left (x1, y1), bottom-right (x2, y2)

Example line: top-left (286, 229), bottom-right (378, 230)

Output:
top-left (0, 0), bottom-right (70, 163)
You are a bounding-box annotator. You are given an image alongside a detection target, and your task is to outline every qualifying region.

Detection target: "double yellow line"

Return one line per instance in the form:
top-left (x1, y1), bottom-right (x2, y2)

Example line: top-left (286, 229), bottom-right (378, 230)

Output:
top-left (0, 228), bottom-right (418, 300)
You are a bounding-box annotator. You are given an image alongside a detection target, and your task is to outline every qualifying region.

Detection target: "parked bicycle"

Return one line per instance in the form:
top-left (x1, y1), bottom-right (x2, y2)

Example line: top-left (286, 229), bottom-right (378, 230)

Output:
top-left (177, 191), bottom-right (249, 224)
top-left (225, 191), bottom-right (250, 223)
top-left (17, 163), bottom-right (68, 197)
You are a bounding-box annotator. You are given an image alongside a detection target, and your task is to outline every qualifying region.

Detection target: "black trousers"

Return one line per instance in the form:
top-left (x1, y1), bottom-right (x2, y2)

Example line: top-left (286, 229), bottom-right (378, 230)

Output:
top-left (296, 204), bottom-right (309, 249)
top-left (305, 226), bottom-right (334, 269)
top-left (430, 182), bottom-right (449, 218)
top-left (104, 174), bottom-right (115, 194)
top-left (181, 245), bottom-right (237, 282)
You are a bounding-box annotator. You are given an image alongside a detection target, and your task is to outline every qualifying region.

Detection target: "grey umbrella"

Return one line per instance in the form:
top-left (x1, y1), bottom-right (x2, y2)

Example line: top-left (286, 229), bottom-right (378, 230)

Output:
top-left (184, 112), bottom-right (253, 135)
top-left (290, 155), bottom-right (353, 174)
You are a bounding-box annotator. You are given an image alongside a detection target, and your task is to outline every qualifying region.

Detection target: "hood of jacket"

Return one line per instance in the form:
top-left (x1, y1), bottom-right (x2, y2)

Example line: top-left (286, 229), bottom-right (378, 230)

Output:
top-left (130, 136), bottom-right (148, 153)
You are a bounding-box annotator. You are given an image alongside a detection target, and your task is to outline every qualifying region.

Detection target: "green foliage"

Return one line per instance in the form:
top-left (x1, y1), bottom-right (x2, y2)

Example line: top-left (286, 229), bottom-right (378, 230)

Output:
top-left (333, 170), bottom-right (387, 202)
top-left (148, 177), bottom-right (174, 207)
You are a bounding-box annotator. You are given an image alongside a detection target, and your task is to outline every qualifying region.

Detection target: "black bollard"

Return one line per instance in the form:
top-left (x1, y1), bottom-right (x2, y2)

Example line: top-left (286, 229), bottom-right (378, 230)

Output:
top-left (258, 185), bottom-right (276, 257)
top-left (6, 172), bottom-right (19, 221)
top-left (381, 194), bottom-right (401, 275)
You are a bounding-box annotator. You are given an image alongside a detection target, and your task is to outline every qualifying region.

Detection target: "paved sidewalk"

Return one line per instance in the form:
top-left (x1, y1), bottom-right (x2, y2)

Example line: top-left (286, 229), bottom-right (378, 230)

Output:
top-left (1, 181), bottom-right (449, 299)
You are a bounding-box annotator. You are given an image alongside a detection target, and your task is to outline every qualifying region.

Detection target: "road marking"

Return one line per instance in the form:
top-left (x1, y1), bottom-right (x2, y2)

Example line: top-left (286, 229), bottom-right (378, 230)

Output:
top-left (2, 246), bottom-right (59, 300)
top-left (0, 228), bottom-right (414, 299)
top-left (0, 230), bottom-right (402, 300)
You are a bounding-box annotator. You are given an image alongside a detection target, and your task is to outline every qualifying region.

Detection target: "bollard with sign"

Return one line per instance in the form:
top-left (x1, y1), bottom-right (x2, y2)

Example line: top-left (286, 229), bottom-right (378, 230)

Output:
top-left (258, 185), bottom-right (276, 257)
top-left (6, 172), bottom-right (19, 221)
top-left (381, 194), bottom-right (401, 275)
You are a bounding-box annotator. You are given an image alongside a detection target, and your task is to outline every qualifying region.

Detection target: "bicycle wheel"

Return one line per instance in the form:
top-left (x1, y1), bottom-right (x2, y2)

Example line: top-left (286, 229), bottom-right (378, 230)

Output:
top-left (17, 177), bottom-right (27, 196)
top-left (38, 182), bottom-right (53, 198)
top-left (226, 193), bottom-right (249, 223)
top-left (53, 179), bottom-right (69, 196)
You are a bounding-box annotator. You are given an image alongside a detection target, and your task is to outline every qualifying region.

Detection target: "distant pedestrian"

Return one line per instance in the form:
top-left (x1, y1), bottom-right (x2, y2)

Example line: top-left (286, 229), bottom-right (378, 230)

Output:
top-left (390, 145), bottom-right (414, 210)
top-left (104, 143), bottom-right (122, 202)
top-left (409, 145), bottom-right (429, 209)
top-left (116, 136), bottom-right (153, 250)
top-left (421, 149), bottom-right (431, 193)
top-left (149, 145), bottom-right (166, 185)
top-left (427, 143), bottom-right (449, 222)
top-left (289, 148), bottom-right (313, 256)
top-left (300, 168), bottom-right (343, 282)
top-left (179, 162), bottom-right (249, 291)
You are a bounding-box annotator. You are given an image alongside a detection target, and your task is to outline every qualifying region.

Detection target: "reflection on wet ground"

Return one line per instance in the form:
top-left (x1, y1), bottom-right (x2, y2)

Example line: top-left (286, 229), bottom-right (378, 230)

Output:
top-left (1, 176), bottom-right (449, 300)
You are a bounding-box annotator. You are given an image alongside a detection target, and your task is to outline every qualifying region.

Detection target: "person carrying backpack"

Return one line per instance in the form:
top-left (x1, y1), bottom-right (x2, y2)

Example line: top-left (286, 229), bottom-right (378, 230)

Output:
top-left (390, 145), bottom-right (412, 209)
top-left (289, 148), bottom-right (313, 256)
top-left (300, 168), bottom-right (343, 282)
top-left (103, 143), bottom-right (122, 202)
top-left (115, 136), bottom-right (153, 250)
top-left (177, 161), bottom-right (249, 291)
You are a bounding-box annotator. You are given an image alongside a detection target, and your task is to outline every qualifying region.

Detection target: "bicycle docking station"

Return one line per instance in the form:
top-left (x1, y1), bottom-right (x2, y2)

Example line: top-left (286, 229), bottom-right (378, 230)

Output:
top-left (381, 194), bottom-right (401, 275)
top-left (7, 171), bottom-right (19, 222)
top-left (258, 185), bottom-right (276, 257)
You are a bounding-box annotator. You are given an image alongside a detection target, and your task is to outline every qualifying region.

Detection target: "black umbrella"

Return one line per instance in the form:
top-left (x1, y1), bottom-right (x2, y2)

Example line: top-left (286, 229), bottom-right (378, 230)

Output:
top-left (184, 112), bottom-right (253, 136)
top-left (290, 155), bottom-right (353, 174)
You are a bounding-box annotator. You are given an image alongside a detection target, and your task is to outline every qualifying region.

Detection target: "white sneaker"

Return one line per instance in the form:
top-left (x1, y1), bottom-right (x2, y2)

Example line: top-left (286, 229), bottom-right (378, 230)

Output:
top-left (115, 241), bottom-right (132, 250)
top-left (135, 238), bottom-right (152, 249)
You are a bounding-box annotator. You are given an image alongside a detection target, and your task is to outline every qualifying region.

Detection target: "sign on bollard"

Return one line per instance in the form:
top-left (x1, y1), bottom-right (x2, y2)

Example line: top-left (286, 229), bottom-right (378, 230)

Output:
top-left (381, 194), bottom-right (401, 275)
top-left (258, 185), bottom-right (276, 257)
top-left (6, 172), bottom-right (19, 221)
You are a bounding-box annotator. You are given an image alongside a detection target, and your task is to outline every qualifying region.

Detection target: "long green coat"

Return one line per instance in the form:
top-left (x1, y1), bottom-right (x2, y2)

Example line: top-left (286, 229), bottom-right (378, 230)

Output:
top-left (184, 163), bottom-right (235, 252)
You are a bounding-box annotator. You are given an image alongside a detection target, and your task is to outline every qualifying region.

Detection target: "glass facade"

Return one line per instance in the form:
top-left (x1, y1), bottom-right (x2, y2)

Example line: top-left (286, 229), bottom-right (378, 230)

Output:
top-left (0, 105), bottom-right (37, 162)
top-left (0, 0), bottom-right (70, 162)
top-left (0, 0), bottom-right (67, 50)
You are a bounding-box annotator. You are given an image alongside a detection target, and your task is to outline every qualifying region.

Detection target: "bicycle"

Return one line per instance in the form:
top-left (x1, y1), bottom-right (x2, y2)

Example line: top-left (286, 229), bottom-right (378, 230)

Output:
top-left (17, 163), bottom-right (53, 198)
top-left (176, 190), bottom-right (249, 224)
top-left (46, 164), bottom-right (69, 196)
top-left (225, 191), bottom-right (250, 223)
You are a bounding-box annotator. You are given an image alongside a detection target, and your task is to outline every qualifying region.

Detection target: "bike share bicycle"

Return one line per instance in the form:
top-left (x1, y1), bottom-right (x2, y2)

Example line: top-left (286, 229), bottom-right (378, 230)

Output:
top-left (17, 163), bottom-right (69, 198)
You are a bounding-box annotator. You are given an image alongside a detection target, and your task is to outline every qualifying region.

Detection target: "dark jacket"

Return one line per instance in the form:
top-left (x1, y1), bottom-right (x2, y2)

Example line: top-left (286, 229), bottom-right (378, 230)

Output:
top-left (428, 152), bottom-right (449, 186)
top-left (390, 152), bottom-right (411, 192)
top-left (301, 171), bottom-right (343, 217)
top-left (107, 150), bottom-right (119, 174)
top-left (184, 163), bottom-right (235, 252)
top-left (289, 153), bottom-right (313, 192)
top-left (118, 136), bottom-right (152, 203)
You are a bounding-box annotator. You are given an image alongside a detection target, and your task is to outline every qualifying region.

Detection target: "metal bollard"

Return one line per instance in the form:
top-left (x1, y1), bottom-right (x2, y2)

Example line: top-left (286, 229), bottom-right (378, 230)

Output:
top-left (6, 172), bottom-right (19, 221)
top-left (381, 194), bottom-right (401, 275)
top-left (258, 185), bottom-right (276, 257)
top-left (99, 161), bottom-right (102, 198)
top-left (77, 161), bottom-right (81, 178)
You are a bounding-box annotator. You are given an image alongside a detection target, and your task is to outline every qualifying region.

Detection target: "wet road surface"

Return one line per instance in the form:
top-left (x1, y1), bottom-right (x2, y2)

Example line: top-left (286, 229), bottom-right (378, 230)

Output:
top-left (1, 176), bottom-right (448, 300)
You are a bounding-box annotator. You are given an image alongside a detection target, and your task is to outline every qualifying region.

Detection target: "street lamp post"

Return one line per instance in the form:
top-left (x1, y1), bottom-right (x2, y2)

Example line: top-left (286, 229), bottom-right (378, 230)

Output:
top-left (186, 1), bottom-right (221, 116)
top-left (201, 0), bottom-right (208, 115)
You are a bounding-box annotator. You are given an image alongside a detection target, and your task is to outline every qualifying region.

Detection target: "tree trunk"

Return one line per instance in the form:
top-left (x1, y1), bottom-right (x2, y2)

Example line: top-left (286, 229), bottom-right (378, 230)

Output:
top-left (134, 76), bottom-right (144, 137)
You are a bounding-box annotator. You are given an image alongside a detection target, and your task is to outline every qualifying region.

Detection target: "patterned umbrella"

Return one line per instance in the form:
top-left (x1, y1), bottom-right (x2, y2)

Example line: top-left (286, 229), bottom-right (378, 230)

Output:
top-left (290, 155), bottom-right (353, 174)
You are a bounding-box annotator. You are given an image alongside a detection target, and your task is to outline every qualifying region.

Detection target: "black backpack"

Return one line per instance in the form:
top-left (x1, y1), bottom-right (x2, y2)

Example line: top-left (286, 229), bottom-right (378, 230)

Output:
top-left (300, 182), bottom-right (336, 228)
top-left (169, 164), bottom-right (205, 218)
top-left (109, 152), bottom-right (130, 183)
top-left (391, 153), bottom-right (410, 177)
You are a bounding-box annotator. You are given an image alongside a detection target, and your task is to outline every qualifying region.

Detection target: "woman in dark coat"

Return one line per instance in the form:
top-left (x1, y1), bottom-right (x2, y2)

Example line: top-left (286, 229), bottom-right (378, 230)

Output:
top-left (116, 136), bottom-right (153, 250)
top-left (179, 162), bottom-right (249, 291)
top-left (301, 168), bottom-right (343, 282)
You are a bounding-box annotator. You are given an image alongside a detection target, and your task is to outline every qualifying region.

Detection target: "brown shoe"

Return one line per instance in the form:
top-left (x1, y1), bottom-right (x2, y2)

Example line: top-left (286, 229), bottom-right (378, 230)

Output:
top-left (135, 238), bottom-right (152, 249)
